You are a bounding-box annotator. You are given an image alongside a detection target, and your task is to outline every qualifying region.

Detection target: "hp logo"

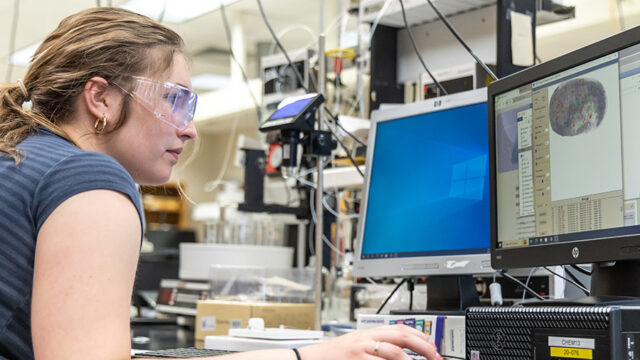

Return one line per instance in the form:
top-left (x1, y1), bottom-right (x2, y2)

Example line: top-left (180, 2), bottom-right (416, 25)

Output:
top-left (433, 100), bottom-right (442, 107)
top-left (572, 247), bottom-right (580, 259)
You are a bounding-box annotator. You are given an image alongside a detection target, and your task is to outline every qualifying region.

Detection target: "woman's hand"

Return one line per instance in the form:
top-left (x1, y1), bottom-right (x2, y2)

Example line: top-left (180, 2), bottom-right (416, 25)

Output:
top-left (298, 324), bottom-right (441, 360)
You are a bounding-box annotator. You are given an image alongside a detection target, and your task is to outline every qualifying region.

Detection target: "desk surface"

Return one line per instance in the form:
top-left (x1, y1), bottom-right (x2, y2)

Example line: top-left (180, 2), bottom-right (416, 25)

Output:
top-left (131, 324), bottom-right (196, 351)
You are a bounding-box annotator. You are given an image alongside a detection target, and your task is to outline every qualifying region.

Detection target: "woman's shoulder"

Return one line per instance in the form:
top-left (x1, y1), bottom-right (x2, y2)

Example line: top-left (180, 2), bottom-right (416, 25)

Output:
top-left (19, 127), bottom-right (132, 180)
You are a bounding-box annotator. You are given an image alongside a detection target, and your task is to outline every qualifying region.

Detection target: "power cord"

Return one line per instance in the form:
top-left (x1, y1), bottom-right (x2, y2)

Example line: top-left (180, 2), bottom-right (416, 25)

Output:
top-left (333, 118), bottom-right (367, 148)
top-left (407, 278), bottom-right (415, 311)
top-left (256, 0), bottom-right (366, 156)
top-left (490, 272), bottom-right (503, 306)
top-left (544, 266), bottom-right (589, 296)
top-left (570, 263), bottom-right (592, 276)
top-left (398, 0), bottom-right (447, 96)
top-left (424, 0), bottom-right (498, 81)
top-left (498, 270), bottom-right (545, 300)
top-left (522, 267), bottom-right (538, 302)
top-left (563, 266), bottom-right (589, 294)
top-left (256, 0), bottom-right (309, 94)
top-left (376, 278), bottom-right (407, 314)
top-left (324, 122), bottom-right (365, 177)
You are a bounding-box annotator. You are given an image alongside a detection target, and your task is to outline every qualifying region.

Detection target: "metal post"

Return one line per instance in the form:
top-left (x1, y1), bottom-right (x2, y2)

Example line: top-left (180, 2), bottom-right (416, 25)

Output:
top-left (314, 33), bottom-right (326, 331)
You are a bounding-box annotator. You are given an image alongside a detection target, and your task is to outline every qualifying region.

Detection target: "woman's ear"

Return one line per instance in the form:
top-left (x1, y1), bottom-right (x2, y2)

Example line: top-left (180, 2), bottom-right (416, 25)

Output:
top-left (82, 76), bottom-right (115, 119)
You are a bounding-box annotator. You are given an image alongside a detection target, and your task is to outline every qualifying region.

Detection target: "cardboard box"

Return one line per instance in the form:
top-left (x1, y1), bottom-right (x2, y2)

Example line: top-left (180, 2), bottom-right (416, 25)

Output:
top-left (195, 300), bottom-right (316, 340)
top-left (357, 314), bottom-right (465, 359)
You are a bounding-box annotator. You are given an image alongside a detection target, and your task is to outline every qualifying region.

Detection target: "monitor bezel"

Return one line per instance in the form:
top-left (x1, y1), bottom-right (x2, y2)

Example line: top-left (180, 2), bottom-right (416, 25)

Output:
top-left (489, 25), bottom-right (640, 269)
top-left (353, 88), bottom-right (493, 278)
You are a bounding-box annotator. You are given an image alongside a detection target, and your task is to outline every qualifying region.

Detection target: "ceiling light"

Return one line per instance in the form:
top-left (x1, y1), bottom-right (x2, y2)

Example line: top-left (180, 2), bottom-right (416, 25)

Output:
top-left (120, 0), bottom-right (239, 23)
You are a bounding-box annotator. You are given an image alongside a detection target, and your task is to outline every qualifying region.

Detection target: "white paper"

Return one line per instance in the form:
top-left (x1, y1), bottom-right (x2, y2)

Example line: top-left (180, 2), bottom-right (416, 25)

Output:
top-left (511, 11), bottom-right (534, 67)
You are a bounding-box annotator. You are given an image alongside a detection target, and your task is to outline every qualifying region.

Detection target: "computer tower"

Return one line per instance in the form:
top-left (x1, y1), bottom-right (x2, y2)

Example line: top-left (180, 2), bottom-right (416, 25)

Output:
top-left (466, 306), bottom-right (640, 360)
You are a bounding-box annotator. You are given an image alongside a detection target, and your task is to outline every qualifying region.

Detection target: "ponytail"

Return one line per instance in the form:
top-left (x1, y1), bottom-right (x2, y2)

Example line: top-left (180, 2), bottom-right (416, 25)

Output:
top-left (0, 82), bottom-right (66, 164)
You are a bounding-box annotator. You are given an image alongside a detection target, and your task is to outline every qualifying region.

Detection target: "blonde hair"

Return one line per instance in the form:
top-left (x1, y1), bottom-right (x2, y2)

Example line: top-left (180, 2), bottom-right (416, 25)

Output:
top-left (0, 7), bottom-right (184, 163)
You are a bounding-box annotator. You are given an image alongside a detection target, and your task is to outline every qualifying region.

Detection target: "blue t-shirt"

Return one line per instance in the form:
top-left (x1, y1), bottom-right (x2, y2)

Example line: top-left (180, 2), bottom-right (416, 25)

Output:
top-left (0, 127), bottom-right (143, 359)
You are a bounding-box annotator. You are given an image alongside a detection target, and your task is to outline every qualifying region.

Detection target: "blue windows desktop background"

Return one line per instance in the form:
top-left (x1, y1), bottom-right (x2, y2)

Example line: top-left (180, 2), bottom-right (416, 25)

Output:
top-left (361, 102), bottom-right (490, 258)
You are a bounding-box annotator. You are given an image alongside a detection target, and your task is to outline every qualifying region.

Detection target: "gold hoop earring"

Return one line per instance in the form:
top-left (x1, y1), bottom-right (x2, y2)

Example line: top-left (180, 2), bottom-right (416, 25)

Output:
top-left (94, 116), bottom-right (107, 134)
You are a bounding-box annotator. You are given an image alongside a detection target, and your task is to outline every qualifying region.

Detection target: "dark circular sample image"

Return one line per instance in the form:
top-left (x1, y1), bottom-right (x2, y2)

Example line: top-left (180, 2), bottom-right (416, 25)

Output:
top-left (549, 78), bottom-right (607, 136)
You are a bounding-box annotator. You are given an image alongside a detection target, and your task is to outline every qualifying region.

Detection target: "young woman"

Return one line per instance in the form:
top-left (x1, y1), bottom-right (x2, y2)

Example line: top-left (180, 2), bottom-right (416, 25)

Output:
top-left (0, 7), bottom-right (441, 360)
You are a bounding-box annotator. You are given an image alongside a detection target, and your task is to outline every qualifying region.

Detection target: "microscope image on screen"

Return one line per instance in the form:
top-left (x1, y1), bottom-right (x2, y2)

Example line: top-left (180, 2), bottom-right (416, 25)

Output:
top-left (548, 78), bottom-right (607, 136)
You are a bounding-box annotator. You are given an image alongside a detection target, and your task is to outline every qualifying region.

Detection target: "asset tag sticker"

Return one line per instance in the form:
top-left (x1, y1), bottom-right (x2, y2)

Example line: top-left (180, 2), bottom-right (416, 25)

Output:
top-left (550, 347), bottom-right (593, 359)
top-left (549, 336), bottom-right (595, 349)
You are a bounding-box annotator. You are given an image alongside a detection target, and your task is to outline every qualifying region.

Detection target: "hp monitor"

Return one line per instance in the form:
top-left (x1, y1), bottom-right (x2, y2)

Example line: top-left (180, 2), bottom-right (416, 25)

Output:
top-left (354, 88), bottom-right (493, 309)
top-left (490, 26), bottom-right (640, 298)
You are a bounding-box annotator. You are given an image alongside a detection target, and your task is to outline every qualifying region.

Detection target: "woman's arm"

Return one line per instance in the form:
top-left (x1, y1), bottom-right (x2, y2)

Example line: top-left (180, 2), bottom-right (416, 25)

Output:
top-left (30, 189), bottom-right (440, 360)
top-left (32, 189), bottom-right (141, 360)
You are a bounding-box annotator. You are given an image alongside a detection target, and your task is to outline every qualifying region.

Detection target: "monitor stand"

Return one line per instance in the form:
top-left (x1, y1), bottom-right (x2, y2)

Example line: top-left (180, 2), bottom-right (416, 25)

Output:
top-left (390, 275), bottom-right (480, 316)
top-left (521, 260), bottom-right (640, 307)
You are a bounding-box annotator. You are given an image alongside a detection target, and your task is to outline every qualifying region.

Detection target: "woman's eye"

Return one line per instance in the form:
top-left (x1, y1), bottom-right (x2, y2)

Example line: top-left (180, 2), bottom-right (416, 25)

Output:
top-left (163, 92), bottom-right (177, 103)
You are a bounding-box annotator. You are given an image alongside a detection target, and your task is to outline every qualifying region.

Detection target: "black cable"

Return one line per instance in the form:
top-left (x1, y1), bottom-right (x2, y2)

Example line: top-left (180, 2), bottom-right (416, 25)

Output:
top-left (564, 266), bottom-right (589, 294)
top-left (256, 0), bottom-right (309, 94)
top-left (543, 266), bottom-right (589, 296)
top-left (325, 124), bottom-right (365, 177)
top-left (398, 0), bottom-right (447, 96)
top-left (220, 2), bottom-right (262, 123)
top-left (407, 278), bottom-right (415, 311)
top-left (570, 263), bottom-right (592, 276)
top-left (5, 0), bottom-right (19, 83)
top-left (256, 0), bottom-right (366, 175)
top-left (307, 214), bottom-right (315, 257)
top-left (257, 0), bottom-right (367, 147)
top-left (535, 53), bottom-right (542, 65)
top-left (543, 266), bottom-right (590, 296)
top-left (376, 278), bottom-right (407, 314)
top-left (335, 120), bottom-right (366, 148)
top-left (424, 0), bottom-right (498, 81)
top-left (499, 270), bottom-right (545, 300)
top-left (323, 107), bottom-right (367, 148)
top-left (522, 267), bottom-right (536, 302)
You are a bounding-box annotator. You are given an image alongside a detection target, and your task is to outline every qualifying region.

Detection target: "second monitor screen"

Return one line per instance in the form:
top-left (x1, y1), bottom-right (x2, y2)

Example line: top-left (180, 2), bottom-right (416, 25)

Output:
top-left (361, 102), bottom-right (490, 259)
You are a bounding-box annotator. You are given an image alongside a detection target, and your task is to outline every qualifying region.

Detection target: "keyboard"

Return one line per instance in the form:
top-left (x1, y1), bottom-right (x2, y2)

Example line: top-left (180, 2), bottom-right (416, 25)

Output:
top-left (132, 347), bottom-right (236, 358)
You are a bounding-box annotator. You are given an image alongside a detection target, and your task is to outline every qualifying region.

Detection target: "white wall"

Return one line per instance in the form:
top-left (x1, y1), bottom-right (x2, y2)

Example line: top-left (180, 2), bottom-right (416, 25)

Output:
top-left (537, 0), bottom-right (640, 62)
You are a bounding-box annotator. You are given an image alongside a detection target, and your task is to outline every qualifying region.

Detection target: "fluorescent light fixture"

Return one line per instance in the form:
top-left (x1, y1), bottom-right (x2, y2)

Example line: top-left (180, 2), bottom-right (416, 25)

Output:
top-left (10, 42), bottom-right (41, 66)
top-left (120, 0), bottom-right (239, 23)
top-left (190, 73), bottom-right (231, 91)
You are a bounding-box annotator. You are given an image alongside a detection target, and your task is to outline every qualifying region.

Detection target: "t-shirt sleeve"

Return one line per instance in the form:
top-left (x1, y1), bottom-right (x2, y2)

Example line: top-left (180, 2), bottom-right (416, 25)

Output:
top-left (32, 151), bottom-right (144, 235)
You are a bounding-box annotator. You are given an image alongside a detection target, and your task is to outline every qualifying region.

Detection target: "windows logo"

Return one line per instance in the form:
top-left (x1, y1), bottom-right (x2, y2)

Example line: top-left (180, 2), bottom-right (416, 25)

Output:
top-left (450, 155), bottom-right (487, 200)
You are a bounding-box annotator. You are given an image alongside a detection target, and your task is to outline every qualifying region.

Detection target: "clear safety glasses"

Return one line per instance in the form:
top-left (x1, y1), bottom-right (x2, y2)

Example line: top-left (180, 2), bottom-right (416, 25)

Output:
top-left (114, 76), bottom-right (198, 130)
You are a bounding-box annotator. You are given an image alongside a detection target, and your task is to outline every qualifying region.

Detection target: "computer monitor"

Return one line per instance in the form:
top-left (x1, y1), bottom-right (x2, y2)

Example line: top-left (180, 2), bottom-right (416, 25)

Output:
top-left (490, 26), bottom-right (640, 298)
top-left (353, 88), bottom-right (493, 309)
